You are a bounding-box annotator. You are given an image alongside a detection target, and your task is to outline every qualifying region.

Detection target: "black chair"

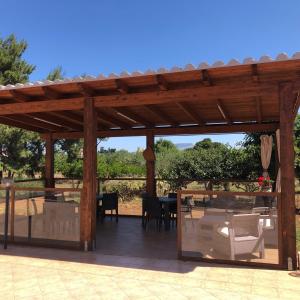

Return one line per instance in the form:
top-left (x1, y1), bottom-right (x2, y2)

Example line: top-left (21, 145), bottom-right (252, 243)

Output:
top-left (168, 193), bottom-right (177, 225)
top-left (99, 192), bottom-right (118, 223)
top-left (143, 195), bottom-right (163, 231)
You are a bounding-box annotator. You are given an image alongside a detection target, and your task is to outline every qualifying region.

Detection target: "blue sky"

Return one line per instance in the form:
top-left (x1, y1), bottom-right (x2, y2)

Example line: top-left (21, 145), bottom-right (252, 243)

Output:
top-left (1, 0), bottom-right (299, 151)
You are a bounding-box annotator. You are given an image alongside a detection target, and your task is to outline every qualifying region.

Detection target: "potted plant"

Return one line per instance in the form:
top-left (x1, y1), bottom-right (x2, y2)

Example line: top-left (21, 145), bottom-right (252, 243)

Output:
top-left (258, 176), bottom-right (273, 192)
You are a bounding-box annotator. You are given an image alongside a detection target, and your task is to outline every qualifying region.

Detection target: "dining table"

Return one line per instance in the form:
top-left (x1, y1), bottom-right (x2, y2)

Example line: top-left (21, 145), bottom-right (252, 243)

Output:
top-left (158, 196), bottom-right (177, 230)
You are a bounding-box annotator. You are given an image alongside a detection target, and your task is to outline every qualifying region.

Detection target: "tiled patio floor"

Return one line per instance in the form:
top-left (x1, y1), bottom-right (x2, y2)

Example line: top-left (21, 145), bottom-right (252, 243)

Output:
top-left (0, 245), bottom-right (299, 299)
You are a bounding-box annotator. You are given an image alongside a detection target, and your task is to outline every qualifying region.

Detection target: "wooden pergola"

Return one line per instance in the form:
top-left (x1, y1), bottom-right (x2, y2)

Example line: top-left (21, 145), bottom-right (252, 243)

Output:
top-left (0, 54), bottom-right (299, 268)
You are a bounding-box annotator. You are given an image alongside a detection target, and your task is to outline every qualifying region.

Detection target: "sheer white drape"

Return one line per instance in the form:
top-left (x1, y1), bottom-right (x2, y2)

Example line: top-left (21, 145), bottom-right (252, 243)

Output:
top-left (260, 135), bottom-right (273, 177)
top-left (275, 130), bottom-right (281, 192)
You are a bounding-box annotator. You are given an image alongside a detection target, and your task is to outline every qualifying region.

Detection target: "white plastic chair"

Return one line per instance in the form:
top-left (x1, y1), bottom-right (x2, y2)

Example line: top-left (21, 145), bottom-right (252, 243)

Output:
top-left (213, 213), bottom-right (265, 260)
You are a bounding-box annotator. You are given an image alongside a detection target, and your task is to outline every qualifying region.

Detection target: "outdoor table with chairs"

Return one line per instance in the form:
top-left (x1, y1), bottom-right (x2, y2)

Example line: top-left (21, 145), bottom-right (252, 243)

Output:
top-left (142, 193), bottom-right (177, 231)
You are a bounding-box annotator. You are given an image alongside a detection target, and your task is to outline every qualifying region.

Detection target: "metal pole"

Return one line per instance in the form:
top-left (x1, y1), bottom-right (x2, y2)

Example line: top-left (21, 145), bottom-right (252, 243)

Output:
top-left (4, 187), bottom-right (10, 249)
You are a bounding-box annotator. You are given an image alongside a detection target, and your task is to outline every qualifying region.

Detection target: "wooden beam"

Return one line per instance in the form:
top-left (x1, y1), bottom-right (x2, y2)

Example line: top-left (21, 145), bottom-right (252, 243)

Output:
top-left (9, 90), bottom-right (30, 102)
top-left (48, 122), bottom-right (279, 139)
top-left (0, 98), bottom-right (84, 115)
top-left (2, 81), bottom-right (277, 114)
top-left (144, 105), bottom-right (178, 126)
top-left (113, 107), bottom-right (154, 127)
top-left (0, 116), bottom-right (43, 132)
top-left (115, 79), bottom-right (128, 94)
top-left (45, 133), bottom-right (55, 188)
top-left (156, 74), bottom-right (169, 91)
top-left (81, 98), bottom-right (97, 251)
top-left (216, 99), bottom-right (231, 124)
top-left (9, 89), bottom-right (82, 131)
top-left (146, 131), bottom-right (156, 197)
top-left (96, 109), bottom-right (132, 129)
top-left (31, 112), bottom-right (83, 131)
top-left (279, 81), bottom-right (297, 270)
top-left (255, 97), bottom-right (262, 123)
top-left (201, 69), bottom-right (212, 86)
top-left (4, 115), bottom-right (62, 132)
top-left (42, 86), bottom-right (61, 99)
top-left (251, 64), bottom-right (259, 82)
top-left (94, 82), bottom-right (275, 109)
top-left (176, 102), bottom-right (204, 125)
top-left (77, 83), bottom-right (95, 97)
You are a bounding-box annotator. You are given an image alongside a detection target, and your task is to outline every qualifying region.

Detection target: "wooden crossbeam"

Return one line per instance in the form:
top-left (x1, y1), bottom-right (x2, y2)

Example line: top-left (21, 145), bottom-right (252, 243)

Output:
top-left (176, 102), bottom-right (204, 125)
top-left (201, 69), bottom-right (212, 86)
top-left (7, 115), bottom-right (62, 131)
top-left (9, 90), bottom-right (30, 102)
top-left (94, 83), bottom-right (274, 109)
top-left (10, 88), bottom-right (82, 131)
top-left (42, 86), bottom-right (61, 99)
top-left (115, 79), bottom-right (129, 94)
top-left (0, 116), bottom-right (43, 132)
top-left (156, 74), bottom-right (169, 91)
top-left (48, 122), bottom-right (280, 139)
top-left (251, 64), bottom-right (259, 82)
top-left (96, 109), bottom-right (131, 129)
top-left (31, 112), bottom-right (83, 131)
top-left (216, 99), bottom-right (231, 124)
top-left (114, 107), bottom-right (154, 127)
top-left (77, 83), bottom-right (95, 97)
top-left (143, 105), bottom-right (178, 126)
top-left (255, 97), bottom-right (262, 123)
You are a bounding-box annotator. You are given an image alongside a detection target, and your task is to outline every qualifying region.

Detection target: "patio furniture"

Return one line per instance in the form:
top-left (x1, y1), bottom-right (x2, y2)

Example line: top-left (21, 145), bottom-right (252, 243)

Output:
top-left (213, 213), bottom-right (265, 260)
top-left (168, 193), bottom-right (177, 225)
top-left (252, 207), bottom-right (278, 246)
top-left (181, 196), bottom-right (196, 232)
top-left (98, 192), bottom-right (118, 223)
top-left (43, 201), bottom-right (80, 241)
top-left (159, 196), bottom-right (177, 230)
top-left (143, 196), bottom-right (163, 231)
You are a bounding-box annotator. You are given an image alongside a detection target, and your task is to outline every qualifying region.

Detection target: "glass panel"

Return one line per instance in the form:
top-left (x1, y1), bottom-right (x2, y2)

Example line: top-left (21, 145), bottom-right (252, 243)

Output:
top-left (13, 189), bottom-right (81, 242)
top-left (180, 192), bottom-right (279, 264)
top-left (0, 188), bottom-right (9, 236)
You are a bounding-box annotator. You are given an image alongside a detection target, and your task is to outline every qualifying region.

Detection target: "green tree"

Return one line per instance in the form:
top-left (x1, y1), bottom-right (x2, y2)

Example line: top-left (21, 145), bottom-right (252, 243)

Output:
top-left (47, 66), bottom-right (64, 81)
top-left (154, 139), bottom-right (177, 153)
top-left (0, 34), bottom-right (35, 85)
top-left (292, 115), bottom-right (300, 178)
top-left (0, 34), bottom-right (43, 179)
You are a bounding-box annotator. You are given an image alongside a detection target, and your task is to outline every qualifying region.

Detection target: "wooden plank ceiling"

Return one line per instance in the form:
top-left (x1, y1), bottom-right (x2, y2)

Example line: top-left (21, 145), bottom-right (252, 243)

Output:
top-left (0, 58), bottom-right (300, 136)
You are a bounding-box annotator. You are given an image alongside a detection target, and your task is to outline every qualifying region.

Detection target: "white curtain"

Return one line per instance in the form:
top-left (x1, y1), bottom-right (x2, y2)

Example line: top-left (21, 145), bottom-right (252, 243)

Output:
top-left (260, 135), bottom-right (273, 177)
top-left (276, 130), bottom-right (281, 192)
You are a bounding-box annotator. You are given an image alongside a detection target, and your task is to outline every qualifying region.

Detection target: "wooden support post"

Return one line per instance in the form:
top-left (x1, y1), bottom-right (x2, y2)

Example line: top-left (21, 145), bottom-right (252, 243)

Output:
top-left (81, 97), bottom-right (97, 251)
top-left (279, 82), bottom-right (297, 269)
top-left (45, 133), bottom-right (55, 188)
top-left (145, 132), bottom-right (156, 197)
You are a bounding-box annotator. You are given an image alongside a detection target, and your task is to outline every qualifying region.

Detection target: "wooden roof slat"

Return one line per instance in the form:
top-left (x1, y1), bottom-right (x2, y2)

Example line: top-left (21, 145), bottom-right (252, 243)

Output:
top-left (144, 105), bottom-right (178, 126)
top-left (7, 115), bottom-right (62, 132)
top-left (96, 109), bottom-right (131, 129)
top-left (0, 116), bottom-right (44, 132)
top-left (176, 102), bottom-right (204, 125)
top-left (113, 107), bottom-right (154, 127)
top-left (31, 112), bottom-right (82, 131)
top-left (216, 99), bottom-right (231, 124)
